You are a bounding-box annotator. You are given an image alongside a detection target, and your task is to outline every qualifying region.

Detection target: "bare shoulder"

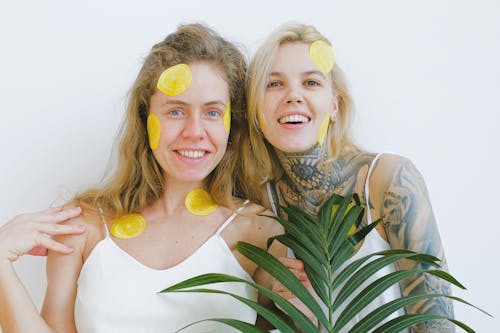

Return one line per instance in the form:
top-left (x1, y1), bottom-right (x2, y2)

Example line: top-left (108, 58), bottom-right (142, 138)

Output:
top-left (52, 206), bottom-right (106, 260)
top-left (371, 153), bottom-right (424, 185)
top-left (240, 202), bottom-right (284, 237)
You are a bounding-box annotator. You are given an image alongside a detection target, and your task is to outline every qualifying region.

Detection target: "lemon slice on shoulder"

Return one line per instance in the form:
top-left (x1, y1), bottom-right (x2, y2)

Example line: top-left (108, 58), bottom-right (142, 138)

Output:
top-left (157, 63), bottom-right (192, 96)
top-left (185, 189), bottom-right (217, 216)
top-left (110, 214), bottom-right (146, 239)
top-left (310, 40), bottom-right (335, 74)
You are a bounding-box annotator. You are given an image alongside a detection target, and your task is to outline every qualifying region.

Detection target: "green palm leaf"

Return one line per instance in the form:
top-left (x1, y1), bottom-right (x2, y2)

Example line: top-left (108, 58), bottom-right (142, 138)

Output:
top-left (159, 193), bottom-right (485, 332)
top-left (175, 318), bottom-right (269, 333)
top-left (160, 273), bottom-right (318, 332)
top-left (372, 314), bottom-right (475, 333)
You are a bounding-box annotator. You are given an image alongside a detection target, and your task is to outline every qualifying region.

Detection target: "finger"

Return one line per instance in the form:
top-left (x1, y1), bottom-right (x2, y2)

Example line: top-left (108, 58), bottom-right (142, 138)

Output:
top-left (28, 245), bottom-right (48, 256)
top-left (277, 290), bottom-right (294, 300)
top-left (39, 237), bottom-right (74, 255)
top-left (41, 206), bottom-right (63, 214)
top-left (35, 223), bottom-right (86, 236)
top-left (36, 207), bottom-right (82, 224)
top-left (279, 257), bottom-right (304, 270)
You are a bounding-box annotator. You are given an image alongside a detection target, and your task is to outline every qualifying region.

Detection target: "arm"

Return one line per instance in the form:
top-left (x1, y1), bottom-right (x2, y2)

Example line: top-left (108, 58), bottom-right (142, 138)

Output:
top-left (375, 155), bottom-right (455, 332)
top-left (41, 215), bottom-right (90, 332)
top-left (0, 207), bottom-right (84, 333)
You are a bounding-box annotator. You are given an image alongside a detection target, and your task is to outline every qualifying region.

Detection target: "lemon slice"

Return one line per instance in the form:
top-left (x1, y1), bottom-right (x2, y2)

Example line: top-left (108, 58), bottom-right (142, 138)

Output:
top-left (257, 111), bottom-right (265, 132)
top-left (185, 189), bottom-right (217, 216)
top-left (157, 63), bottom-right (192, 96)
top-left (309, 40), bottom-right (335, 74)
top-left (111, 214), bottom-right (146, 239)
top-left (147, 113), bottom-right (161, 150)
top-left (317, 114), bottom-right (330, 146)
top-left (223, 102), bottom-right (231, 133)
top-left (331, 204), bottom-right (356, 237)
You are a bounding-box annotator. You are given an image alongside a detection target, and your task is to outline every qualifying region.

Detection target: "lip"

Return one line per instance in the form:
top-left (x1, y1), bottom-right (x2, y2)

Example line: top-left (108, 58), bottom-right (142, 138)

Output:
top-left (174, 148), bottom-right (211, 164)
top-left (277, 111), bottom-right (311, 130)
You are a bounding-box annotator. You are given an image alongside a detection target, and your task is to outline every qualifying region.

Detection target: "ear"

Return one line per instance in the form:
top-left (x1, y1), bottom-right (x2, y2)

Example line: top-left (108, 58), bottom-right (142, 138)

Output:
top-left (330, 97), bottom-right (339, 122)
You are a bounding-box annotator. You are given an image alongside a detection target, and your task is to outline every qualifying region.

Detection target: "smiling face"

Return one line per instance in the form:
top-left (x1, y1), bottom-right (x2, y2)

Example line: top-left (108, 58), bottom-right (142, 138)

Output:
top-left (148, 62), bottom-right (230, 187)
top-left (261, 42), bottom-right (337, 153)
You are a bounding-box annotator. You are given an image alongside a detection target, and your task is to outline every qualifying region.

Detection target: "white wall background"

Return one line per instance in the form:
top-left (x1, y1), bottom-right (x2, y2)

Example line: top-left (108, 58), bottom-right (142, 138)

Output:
top-left (1, 0), bottom-right (498, 331)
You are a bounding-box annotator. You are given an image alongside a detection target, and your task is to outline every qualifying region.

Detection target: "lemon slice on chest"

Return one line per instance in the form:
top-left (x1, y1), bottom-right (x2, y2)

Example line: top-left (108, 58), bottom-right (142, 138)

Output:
top-left (110, 214), bottom-right (146, 239)
top-left (185, 189), bottom-right (217, 216)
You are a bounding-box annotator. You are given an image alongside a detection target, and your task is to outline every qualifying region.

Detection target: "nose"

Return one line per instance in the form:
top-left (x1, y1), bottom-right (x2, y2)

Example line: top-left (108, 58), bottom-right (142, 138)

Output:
top-left (182, 113), bottom-right (205, 140)
top-left (284, 85), bottom-right (304, 104)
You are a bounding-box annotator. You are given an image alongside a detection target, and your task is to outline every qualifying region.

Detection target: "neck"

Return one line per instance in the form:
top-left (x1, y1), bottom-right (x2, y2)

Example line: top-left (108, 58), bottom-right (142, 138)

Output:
top-left (159, 178), bottom-right (207, 215)
top-left (273, 144), bottom-right (358, 214)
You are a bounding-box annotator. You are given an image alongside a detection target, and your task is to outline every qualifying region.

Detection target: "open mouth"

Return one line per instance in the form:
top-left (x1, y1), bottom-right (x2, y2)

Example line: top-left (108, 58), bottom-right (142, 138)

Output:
top-left (177, 150), bottom-right (206, 159)
top-left (278, 115), bottom-right (310, 124)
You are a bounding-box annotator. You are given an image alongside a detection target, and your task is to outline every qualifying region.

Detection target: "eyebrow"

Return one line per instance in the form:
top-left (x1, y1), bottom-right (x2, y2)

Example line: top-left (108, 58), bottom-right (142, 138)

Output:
top-left (269, 70), bottom-right (327, 79)
top-left (162, 100), bottom-right (226, 107)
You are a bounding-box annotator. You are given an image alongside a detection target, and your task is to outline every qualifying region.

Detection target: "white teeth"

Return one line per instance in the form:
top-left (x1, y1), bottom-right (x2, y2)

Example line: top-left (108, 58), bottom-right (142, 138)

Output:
top-left (279, 115), bottom-right (309, 124)
top-left (178, 150), bottom-right (205, 158)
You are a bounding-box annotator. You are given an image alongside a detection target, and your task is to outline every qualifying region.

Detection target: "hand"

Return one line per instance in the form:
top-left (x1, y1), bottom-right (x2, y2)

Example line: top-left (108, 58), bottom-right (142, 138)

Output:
top-left (0, 206), bottom-right (85, 263)
top-left (272, 257), bottom-right (318, 325)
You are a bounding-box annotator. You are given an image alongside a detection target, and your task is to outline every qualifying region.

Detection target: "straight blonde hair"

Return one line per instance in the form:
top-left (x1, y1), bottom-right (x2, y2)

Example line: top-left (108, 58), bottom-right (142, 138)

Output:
top-left (241, 22), bottom-right (360, 202)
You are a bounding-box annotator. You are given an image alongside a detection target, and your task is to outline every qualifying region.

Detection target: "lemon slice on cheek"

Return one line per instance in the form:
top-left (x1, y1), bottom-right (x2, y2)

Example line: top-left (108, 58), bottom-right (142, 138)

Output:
top-left (157, 63), bottom-right (192, 96)
top-left (317, 114), bottom-right (330, 146)
top-left (147, 114), bottom-right (161, 150)
top-left (185, 189), bottom-right (217, 216)
top-left (309, 40), bottom-right (335, 74)
top-left (111, 214), bottom-right (146, 239)
top-left (223, 102), bottom-right (231, 133)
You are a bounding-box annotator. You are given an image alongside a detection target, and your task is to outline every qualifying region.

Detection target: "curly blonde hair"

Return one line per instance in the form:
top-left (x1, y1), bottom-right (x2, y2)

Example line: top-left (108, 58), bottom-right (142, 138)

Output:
top-left (75, 23), bottom-right (248, 218)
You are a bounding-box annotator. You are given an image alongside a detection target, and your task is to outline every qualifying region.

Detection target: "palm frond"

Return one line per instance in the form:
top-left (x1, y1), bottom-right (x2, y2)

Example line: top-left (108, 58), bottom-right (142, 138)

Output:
top-left (159, 193), bottom-right (486, 332)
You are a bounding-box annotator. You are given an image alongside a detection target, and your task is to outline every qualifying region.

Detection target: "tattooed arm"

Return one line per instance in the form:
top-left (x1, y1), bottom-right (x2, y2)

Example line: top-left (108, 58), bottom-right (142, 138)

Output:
top-left (374, 154), bottom-right (455, 333)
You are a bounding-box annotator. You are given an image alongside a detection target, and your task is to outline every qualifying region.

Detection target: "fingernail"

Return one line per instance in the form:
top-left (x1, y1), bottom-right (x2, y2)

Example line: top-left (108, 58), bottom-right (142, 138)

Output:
top-left (77, 225), bottom-right (86, 230)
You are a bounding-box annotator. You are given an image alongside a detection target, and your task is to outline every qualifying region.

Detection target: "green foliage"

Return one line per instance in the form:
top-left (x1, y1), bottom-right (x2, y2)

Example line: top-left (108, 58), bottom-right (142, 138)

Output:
top-left (160, 193), bottom-right (488, 332)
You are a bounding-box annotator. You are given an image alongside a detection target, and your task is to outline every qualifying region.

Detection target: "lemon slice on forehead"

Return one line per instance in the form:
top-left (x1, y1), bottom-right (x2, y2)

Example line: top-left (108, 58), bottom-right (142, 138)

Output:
top-left (157, 63), bottom-right (192, 96)
top-left (185, 189), bottom-right (217, 216)
top-left (309, 40), bottom-right (335, 74)
top-left (110, 214), bottom-right (146, 239)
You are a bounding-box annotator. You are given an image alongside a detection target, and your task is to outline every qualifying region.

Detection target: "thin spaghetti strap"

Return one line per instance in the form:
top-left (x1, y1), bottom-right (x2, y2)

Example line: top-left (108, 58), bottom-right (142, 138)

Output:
top-left (98, 207), bottom-right (110, 238)
top-left (364, 153), bottom-right (385, 225)
top-left (215, 199), bottom-right (250, 235)
top-left (266, 182), bottom-right (278, 215)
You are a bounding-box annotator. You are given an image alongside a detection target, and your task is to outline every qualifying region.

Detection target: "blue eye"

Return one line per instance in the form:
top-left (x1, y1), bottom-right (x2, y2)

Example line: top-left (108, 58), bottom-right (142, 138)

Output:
top-left (305, 80), bottom-right (320, 86)
top-left (168, 109), bottom-right (182, 116)
top-left (207, 110), bottom-right (220, 117)
top-left (267, 81), bottom-right (282, 88)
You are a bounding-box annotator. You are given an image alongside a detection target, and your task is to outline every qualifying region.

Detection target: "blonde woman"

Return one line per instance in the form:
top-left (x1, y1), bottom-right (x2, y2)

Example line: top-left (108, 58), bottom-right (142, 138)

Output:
top-left (0, 24), bottom-right (283, 333)
top-left (241, 22), bottom-right (454, 332)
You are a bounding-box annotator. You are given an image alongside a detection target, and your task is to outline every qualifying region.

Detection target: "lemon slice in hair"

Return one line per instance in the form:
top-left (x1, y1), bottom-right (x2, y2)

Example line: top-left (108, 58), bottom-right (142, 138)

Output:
top-left (309, 40), bottom-right (335, 74)
top-left (157, 63), bottom-right (192, 96)
top-left (111, 214), bottom-right (146, 239)
top-left (223, 102), bottom-right (231, 133)
top-left (147, 114), bottom-right (161, 150)
top-left (185, 189), bottom-right (217, 216)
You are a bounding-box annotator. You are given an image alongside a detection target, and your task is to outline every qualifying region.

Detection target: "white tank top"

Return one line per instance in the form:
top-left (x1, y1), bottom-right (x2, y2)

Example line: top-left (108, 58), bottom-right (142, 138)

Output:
top-left (74, 202), bottom-right (257, 333)
top-left (267, 153), bottom-right (407, 333)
